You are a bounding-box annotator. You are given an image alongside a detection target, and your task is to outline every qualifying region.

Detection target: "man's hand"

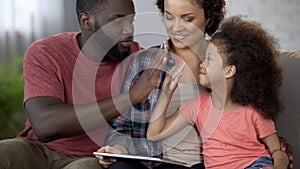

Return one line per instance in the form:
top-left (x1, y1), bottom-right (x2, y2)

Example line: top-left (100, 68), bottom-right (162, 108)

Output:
top-left (96, 145), bottom-right (127, 168)
top-left (129, 43), bottom-right (169, 104)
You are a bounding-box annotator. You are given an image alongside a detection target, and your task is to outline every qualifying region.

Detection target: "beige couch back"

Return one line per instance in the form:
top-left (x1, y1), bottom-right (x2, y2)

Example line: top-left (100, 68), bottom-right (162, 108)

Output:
top-left (275, 50), bottom-right (300, 167)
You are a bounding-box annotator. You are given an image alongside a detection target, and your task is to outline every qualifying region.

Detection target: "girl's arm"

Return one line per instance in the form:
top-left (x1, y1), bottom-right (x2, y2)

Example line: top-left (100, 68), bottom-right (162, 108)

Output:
top-left (147, 100), bottom-right (190, 141)
top-left (262, 133), bottom-right (289, 169)
top-left (147, 63), bottom-right (188, 141)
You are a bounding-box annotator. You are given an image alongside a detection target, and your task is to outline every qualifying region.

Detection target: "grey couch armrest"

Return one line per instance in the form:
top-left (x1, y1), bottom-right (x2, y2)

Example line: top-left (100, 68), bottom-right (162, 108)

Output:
top-left (275, 50), bottom-right (300, 167)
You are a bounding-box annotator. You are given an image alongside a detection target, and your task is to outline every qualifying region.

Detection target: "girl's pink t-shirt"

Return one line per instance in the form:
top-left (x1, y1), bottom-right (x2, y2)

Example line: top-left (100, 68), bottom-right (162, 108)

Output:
top-left (19, 32), bottom-right (142, 157)
top-left (180, 93), bottom-right (276, 169)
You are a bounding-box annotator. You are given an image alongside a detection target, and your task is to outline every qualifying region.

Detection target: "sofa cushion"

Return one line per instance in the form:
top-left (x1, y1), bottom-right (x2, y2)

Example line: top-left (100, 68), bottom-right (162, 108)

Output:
top-left (275, 50), bottom-right (300, 167)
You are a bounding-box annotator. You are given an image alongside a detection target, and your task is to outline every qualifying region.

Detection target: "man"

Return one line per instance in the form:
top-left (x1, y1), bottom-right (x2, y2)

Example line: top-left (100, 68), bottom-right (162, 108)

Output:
top-left (0, 0), bottom-right (163, 168)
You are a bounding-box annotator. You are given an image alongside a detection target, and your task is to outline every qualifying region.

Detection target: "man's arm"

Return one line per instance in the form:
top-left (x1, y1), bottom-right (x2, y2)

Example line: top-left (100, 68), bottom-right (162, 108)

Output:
top-left (25, 48), bottom-right (168, 143)
top-left (25, 92), bottom-right (140, 142)
top-left (104, 48), bottom-right (170, 153)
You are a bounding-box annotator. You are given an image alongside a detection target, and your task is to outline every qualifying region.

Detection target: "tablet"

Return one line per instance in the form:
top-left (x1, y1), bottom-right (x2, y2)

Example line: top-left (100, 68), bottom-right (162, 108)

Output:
top-left (93, 152), bottom-right (187, 165)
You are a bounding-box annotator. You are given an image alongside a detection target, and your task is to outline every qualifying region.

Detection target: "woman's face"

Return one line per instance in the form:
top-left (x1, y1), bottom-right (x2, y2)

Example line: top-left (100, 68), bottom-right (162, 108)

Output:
top-left (164, 0), bottom-right (207, 50)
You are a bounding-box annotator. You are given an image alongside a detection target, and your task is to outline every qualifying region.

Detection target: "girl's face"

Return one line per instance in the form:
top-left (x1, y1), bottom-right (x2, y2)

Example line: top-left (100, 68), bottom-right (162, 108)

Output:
top-left (199, 43), bottom-right (226, 89)
top-left (164, 0), bottom-right (208, 50)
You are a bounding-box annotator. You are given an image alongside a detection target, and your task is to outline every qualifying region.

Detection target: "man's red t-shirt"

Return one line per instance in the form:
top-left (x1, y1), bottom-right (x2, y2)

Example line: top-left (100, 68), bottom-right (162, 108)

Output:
top-left (19, 32), bottom-right (142, 157)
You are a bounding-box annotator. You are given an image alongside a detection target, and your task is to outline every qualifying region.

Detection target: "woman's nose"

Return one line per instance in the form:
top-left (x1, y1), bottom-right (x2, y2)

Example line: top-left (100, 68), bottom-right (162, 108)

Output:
top-left (172, 18), bottom-right (184, 32)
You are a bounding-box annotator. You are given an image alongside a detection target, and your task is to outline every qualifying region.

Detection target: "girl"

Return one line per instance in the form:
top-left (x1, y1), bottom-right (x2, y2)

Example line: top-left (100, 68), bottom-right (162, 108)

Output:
top-left (147, 16), bottom-right (289, 169)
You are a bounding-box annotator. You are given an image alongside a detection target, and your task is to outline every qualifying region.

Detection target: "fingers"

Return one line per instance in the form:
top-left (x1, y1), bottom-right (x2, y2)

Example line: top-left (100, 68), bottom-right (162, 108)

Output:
top-left (169, 61), bottom-right (185, 80)
top-left (259, 167), bottom-right (272, 169)
top-left (278, 136), bottom-right (294, 169)
top-left (162, 62), bottom-right (185, 92)
top-left (149, 51), bottom-right (166, 70)
top-left (279, 136), bottom-right (287, 151)
top-left (97, 146), bottom-right (106, 153)
top-left (95, 146), bottom-right (117, 168)
top-left (163, 40), bottom-right (170, 51)
top-left (149, 42), bottom-right (169, 71)
top-left (98, 157), bottom-right (115, 168)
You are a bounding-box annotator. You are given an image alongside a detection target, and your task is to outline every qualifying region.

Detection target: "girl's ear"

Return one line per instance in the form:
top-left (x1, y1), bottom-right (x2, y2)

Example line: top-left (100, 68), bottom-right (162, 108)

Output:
top-left (224, 65), bottom-right (236, 79)
top-left (79, 13), bottom-right (94, 31)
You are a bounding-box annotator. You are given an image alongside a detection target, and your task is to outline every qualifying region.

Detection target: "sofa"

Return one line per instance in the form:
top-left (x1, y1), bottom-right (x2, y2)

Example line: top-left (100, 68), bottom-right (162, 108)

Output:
top-left (275, 50), bottom-right (300, 168)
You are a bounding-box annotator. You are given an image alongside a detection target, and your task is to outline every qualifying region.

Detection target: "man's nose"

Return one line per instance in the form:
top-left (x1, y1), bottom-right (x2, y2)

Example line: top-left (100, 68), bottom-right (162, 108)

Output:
top-left (122, 21), bottom-right (134, 36)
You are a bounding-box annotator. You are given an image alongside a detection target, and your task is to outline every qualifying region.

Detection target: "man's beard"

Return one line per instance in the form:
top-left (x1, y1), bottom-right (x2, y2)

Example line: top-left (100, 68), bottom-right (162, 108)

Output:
top-left (106, 44), bottom-right (130, 62)
top-left (94, 24), bottom-right (131, 62)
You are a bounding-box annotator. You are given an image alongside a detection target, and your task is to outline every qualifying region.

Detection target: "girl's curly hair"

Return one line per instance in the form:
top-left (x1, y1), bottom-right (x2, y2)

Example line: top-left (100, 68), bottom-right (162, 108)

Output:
top-left (212, 16), bottom-right (283, 119)
top-left (156, 0), bottom-right (226, 36)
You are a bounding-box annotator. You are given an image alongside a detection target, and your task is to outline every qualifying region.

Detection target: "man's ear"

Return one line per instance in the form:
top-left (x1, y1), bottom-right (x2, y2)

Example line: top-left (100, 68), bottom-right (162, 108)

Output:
top-left (224, 65), bottom-right (236, 79)
top-left (79, 13), bottom-right (94, 31)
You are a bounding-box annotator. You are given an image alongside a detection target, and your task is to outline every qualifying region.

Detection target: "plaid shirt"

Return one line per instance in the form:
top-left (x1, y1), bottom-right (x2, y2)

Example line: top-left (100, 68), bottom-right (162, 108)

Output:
top-left (106, 47), bottom-right (175, 168)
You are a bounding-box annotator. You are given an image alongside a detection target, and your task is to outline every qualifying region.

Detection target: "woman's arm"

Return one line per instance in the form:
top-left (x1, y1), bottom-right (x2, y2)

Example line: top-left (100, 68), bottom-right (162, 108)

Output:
top-left (261, 133), bottom-right (289, 169)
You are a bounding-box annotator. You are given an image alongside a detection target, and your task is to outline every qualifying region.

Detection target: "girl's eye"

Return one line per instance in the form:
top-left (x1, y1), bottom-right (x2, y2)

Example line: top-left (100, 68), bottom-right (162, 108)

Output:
top-left (206, 54), bottom-right (214, 63)
top-left (206, 56), bottom-right (210, 61)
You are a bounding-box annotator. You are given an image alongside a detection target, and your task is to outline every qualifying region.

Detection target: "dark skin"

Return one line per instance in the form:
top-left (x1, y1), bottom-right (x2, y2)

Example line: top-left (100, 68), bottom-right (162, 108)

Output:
top-left (25, 0), bottom-right (166, 142)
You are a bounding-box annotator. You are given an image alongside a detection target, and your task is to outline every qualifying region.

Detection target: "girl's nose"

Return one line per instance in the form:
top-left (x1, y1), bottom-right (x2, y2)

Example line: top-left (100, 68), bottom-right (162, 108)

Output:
top-left (199, 63), bottom-right (206, 73)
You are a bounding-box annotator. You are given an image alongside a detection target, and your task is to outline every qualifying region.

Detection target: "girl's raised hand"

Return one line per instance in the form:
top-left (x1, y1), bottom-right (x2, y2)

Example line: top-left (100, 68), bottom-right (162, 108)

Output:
top-left (162, 61), bottom-right (185, 97)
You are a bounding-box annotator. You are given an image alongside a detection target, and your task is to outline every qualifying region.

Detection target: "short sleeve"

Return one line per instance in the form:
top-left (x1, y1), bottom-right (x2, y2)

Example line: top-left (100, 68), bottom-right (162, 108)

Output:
top-left (23, 43), bottom-right (64, 103)
top-left (179, 95), bottom-right (202, 125)
top-left (254, 113), bottom-right (276, 139)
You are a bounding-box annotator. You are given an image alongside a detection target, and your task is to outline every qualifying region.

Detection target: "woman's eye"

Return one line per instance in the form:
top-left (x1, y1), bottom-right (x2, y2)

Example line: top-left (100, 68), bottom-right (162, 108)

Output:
top-left (165, 13), bottom-right (174, 20)
top-left (184, 18), bottom-right (193, 22)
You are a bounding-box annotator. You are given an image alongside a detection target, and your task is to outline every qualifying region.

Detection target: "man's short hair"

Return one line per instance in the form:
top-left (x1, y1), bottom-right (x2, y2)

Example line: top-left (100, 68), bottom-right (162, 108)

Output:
top-left (76, 0), bottom-right (108, 20)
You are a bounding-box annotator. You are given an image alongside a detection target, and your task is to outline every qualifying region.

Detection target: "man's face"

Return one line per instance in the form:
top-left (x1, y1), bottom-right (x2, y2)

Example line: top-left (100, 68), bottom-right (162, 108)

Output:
top-left (93, 0), bottom-right (135, 61)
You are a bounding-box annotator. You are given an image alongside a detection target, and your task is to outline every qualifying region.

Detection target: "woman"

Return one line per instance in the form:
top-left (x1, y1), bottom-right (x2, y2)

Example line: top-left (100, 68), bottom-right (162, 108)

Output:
top-left (153, 0), bottom-right (225, 168)
top-left (100, 0), bottom-right (225, 169)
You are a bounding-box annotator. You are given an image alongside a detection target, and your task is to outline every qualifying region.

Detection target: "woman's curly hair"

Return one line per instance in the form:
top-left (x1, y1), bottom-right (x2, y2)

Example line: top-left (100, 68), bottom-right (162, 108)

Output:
top-left (156, 0), bottom-right (226, 35)
top-left (212, 16), bottom-right (283, 119)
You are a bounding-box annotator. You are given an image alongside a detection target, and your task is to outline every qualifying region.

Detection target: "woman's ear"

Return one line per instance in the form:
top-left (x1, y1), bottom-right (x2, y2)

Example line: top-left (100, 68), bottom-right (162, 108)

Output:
top-left (224, 65), bottom-right (236, 79)
top-left (205, 18), bottom-right (210, 27)
top-left (79, 13), bottom-right (94, 31)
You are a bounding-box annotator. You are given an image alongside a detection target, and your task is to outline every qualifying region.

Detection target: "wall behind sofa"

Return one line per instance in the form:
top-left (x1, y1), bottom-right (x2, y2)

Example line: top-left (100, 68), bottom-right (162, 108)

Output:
top-left (226, 0), bottom-right (300, 50)
top-left (133, 0), bottom-right (300, 50)
top-left (1, 0), bottom-right (298, 60)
